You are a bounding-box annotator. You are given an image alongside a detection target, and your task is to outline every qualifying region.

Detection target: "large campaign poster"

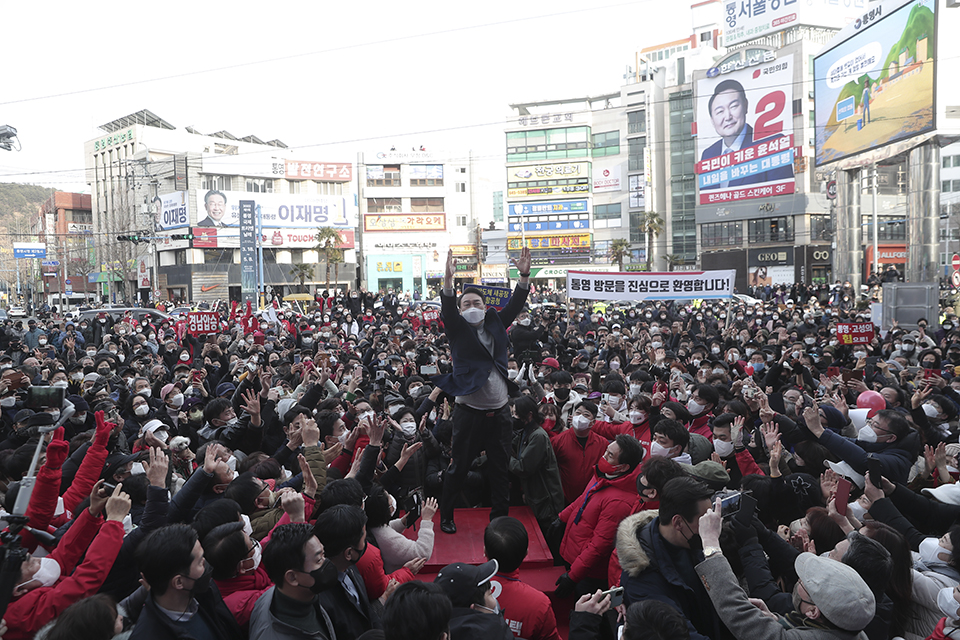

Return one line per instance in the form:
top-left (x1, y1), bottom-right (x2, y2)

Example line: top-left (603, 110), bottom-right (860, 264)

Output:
top-left (814, 0), bottom-right (936, 166)
top-left (695, 52), bottom-right (796, 205)
top-left (154, 192), bottom-right (190, 231)
top-left (193, 189), bottom-right (356, 229)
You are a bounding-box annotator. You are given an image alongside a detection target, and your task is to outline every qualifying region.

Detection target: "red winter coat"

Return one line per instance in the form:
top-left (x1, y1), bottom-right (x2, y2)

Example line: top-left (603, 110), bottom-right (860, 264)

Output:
top-left (5, 510), bottom-right (124, 640)
top-left (356, 538), bottom-right (415, 601)
top-left (490, 569), bottom-right (562, 640)
top-left (216, 566), bottom-right (272, 628)
top-left (559, 466), bottom-right (641, 583)
top-left (593, 418), bottom-right (651, 446)
top-left (551, 428), bottom-right (607, 505)
top-left (688, 413), bottom-right (713, 440)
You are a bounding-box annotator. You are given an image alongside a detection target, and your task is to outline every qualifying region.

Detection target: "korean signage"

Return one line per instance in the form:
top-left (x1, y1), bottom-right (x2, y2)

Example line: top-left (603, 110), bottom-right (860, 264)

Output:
top-left (748, 247), bottom-right (794, 286)
top-left (191, 228), bottom-right (355, 250)
top-left (363, 213), bottom-right (446, 232)
top-left (508, 185), bottom-right (590, 199)
top-left (239, 201), bottom-right (257, 306)
top-left (450, 245), bottom-right (477, 256)
top-left (516, 113), bottom-right (575, 127)
top-left (91, 128), bottom-right (134, 152)
top-left (284, 160), bottom-right (353, 182)
top-left (508, 234), bottom-right (591, 250)
top-left (155, 192), bottom-right (190, 231)
top-left (409, 165), bottom-right (443, 180)
top-left (193, 190), bottom-right (356, 229)
top-left (374, 150), bottom-right (436, 162)
top-left (814, 0), bottom-right (935, 166)
top-left (13, 243), bottom-right (46, 259)
top-left (629, 174), bottom-right (646, 209)
top-left (508, 162), bottom-right (589, 183)
top-left (508, 200), bottom-right (588, 216)
top-left (200, 155), bottom-right (286, 180)
top-left (509, 218), bottom-right (590, 233)
top-left (696, 53), bottom-right (795, 205)
top-left (567, 269), bottom-right (737, 301)
top-left (138, 259), bottom-right (151, 289)
top-left (68, 223), bottom-right (93, 234)
top-left (187, 312), bottom-right (221, 336)
top-left (467, 284), bottom-right (513, 311)
top-left (836, 322), bottom-right (875, 345)
top-left (593, 166), bottom-right (622, 193)
top-left (723, 0), bottom-right (861, 46)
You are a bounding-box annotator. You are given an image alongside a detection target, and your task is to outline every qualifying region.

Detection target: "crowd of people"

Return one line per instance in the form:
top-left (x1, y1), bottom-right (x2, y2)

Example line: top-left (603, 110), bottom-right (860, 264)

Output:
top-left (1, 247), bottom-right (960, 640)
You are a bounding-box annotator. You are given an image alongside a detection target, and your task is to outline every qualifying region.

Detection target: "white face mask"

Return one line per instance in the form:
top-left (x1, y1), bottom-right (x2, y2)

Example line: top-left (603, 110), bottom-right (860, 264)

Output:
top-left (629, 384), bottom-right (643, 396)
top-left (687, 398), bottom-right (705, 416)
top-left (131, 461), bottom-right (146, 475)
top-left (179, 353), bottom-right (190, 362)
top-left (0, 396), bottom-right (15, 408)
top-left (507, 369), bottom-right (519, 380)
top-left (462, 307), bottom-right (485, 324)
top-left (920, 537), bottom-right (952, 565)
top-left (857, 425), bottom-right (878, 443)
top-left (358, 410), bottom-right (374, 423)
top-left (519, 318), bottom-right (531, 326)
top-left (923, 403), bottom-right (940, 419)
top-left (52, 380), bottom-right (68, 389)
top-left (571, 414), bottom-right (592, 432)
top-left (138, 388), bottom-right (151, 398)
top-left (650, 441), bottom-right (673, 458)
top-left (847, 500), bottom-right (868, 521)
top-left (241, 514), bottom-right (254, 537)
top-left (938, 586), bottom-right (960, 620)
top-left (853, 351), bottom-right (867, 359)
top-left (398, 419), bottom-right (417, 436)
top-left (409, 386), bottom-right (422, 398)
top-left (17, 557), bottom-right (61, 590)
top-left (609, 361), bottom-right (621, 370)
top-left (169, 393), bottom-right (185, 409)
top-left (628, 410), bottom-right (646, 425)
top-left (713, 438), bottom-right (735, 457)
top-left (135, 404), bottom-right (150, 417)
top-left (745, 348), bottom-right (756, 357)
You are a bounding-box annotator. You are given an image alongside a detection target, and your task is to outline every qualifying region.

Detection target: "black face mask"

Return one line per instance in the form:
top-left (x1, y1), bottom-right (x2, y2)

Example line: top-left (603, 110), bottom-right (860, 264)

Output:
top-left (183, 561), bottom-right (213, 595)
top-left (554, 387), bottom-right (570, 401)
top-left (308, 559), bottom-right (339, 594)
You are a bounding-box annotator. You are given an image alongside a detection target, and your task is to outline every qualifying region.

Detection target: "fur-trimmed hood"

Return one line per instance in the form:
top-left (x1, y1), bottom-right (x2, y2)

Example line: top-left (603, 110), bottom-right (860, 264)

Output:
top-left (615, 509), bottom-right (658, 578)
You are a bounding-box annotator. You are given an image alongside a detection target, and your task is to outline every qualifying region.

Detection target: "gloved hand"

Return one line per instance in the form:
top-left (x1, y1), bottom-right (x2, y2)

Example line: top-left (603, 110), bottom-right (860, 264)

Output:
top-left (94, 410), bottom-right (113, 447)
top-left (45, 427), bottom-right (69, 470)
top-left (548, 518), bottom-right (566, 541)
top-left (731, 516), bottom-right (757, 546)
top-left (554, 572), bottom-right (576, 598)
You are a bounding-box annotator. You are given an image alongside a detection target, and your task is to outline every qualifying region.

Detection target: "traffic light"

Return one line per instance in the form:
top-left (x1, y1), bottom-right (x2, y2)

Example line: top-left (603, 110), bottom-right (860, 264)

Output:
top-left (170, 233), bottom-right (194, 240)
top-left (117, 234), bottom-right (142, 244)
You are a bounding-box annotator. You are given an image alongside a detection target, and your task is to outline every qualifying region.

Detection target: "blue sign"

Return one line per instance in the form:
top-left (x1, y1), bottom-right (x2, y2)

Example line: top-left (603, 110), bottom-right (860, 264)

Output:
top-left (42, 260), bottom-right (60, 267)
top-left (508, 200), bottom-right (588, 216)
top-left (468, 284), bottom-right (513, 311)
top-left (509, 219), bottom-right (590, 233)
top-left (836, 96), bottom-right (855, 122)
top-left (13, 245), bottom-right (46, 259)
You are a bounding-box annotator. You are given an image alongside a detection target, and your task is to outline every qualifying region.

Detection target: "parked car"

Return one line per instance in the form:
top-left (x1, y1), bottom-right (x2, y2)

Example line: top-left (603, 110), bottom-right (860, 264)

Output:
top-left (8, 306), bottom-right (26, 318)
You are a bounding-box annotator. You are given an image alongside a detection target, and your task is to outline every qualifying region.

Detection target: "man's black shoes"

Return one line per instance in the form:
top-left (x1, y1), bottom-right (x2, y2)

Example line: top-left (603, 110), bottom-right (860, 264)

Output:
top-left (440, 519), bottom-right (457, 534)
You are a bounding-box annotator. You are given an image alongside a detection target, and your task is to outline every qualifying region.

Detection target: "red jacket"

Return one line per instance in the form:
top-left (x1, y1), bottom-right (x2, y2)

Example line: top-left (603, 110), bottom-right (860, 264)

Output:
top-left (552, 428), bottom-right (607, 505)
top-left (559, 467), bottom-right (641, 583)
top-left (688, 413), bottom-right (713, 440)
top-left (355, 538), bottom-right (415, 601)
top-left (216, 566), bottom-right (272, 628)
top-left (593, 419), bottom-right (652, 446)
top-left (5, 510), bottom-right (124, 640)
top-left (490, 569), bottom-right (562, 640)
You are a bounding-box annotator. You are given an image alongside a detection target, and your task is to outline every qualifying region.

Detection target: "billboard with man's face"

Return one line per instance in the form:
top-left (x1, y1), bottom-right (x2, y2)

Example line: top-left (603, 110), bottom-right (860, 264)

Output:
top-left (695, 52), bottom-right (796, 205)
top-left (814, 0), bottom-right (936, 166)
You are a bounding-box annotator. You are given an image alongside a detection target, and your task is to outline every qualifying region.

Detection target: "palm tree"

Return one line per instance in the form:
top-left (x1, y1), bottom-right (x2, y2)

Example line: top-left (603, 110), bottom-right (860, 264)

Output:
top-left (609, 238), bottom-right (632, 272)
top-left (661, 254), bottom-right (682, 272)
top-left (289, 263), bottom-right (314, 293)
top-left (314, 227), bottom-right (344, 293)
top-left (641, 211), bottom-right (664, 272)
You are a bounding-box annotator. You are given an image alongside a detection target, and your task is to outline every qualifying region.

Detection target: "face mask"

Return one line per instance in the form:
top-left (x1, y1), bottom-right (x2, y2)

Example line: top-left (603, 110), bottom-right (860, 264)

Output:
top-left (507, 369), bottom-right (519, 380)
top-left (610, 361), bottom-right (621, 370)
top-left (169, 394), bottom-right (184, 409)
top-left (17, 557), bottom-right (61, 590)
top-left (409, 385), bottom-right (422, 398)
top-left (183, 561), bottom-right (213, 595)
top-left (745, 348), bottom-right (756, 357)
top-left (713, 438), bottom-right (735, 457)
top-left (650, 441), bottom-right (673, 458)
top-left (69, 413), bottom-right (87, 424)
top-left (571, 414), bottom-right (592, 432)
top-left (519, 318), bottom-right (531, 326)
top-left (727, 353), bottom-right (739, 362)
top-left (691, 358), bottom-right (701, 368)
top-left (241, 514), bottom-right (254, 537)
top-left (462, 308), bottom-right (485, 324)
top-left (308, 559), bottom-right (339, 593)
top-left (429, 410), bottom-right (437, 422)
top-left (923, 403), bottom-right (940, 419)
top-left (628, 411), bottom-right (646, 425)
top-left (179, 353), bottom-right (191, 362)
top-left (711, 347), bottom-right (721, 355)
top-left (398, 419), bottom-right (417, 436)
top-left (903, 344), bottom-right (915, 352)
top-left (651, 341), bottom-right (662, 349)
top-left (596, 457), bottom-right (620, 476)
top-left (135, 404), bottom-right (150, 417)
top-left (629, 384), bottom-right (643, 396)
top-left (857, 425), bottom-right (878, 443)
top-left (687, 398), bottom-right (705, 416)
top-left (554, 387), bottom-right (570, 401)
top-left (853, 351), bottom-right (867, 359)
top-left (38, 338), bottom-right (47, 346)
top-left (47, 410), bottom-right (60, 422)
top-left (920, 537), bottom-right (953, 565)
top-left (51, 379), bottom-right (68, 390)
top-left (804, 337), bottom-right (816, 345)
top-left (847, 500), bottom-right (867, 521)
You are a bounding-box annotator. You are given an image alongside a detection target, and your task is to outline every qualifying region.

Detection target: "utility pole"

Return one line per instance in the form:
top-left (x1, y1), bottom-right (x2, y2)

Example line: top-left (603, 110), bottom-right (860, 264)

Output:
top-left (872, 166), bottom-right (879, 280)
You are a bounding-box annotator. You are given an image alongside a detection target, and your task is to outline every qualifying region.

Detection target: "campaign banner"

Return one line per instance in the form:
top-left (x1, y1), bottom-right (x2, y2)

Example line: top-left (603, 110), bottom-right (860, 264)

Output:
top-left (154, 192), bottom-right (190, 231)
top-left (194, 189), bottom-right (355, 229)
top-left (836, 322), bottom-right (875, 345)
top-left (187, 312), bottom-right (221, 335)
top-left (696, 52), bottom-right (795, 204)
top-left (566, 270), bottom-right (736, 301)
top-left (239, 201), bottom-right (257, 306)
top-left (508, 200), bottom-right (589, 216)
top-left (723, 0), bottom-right (859, 46)
top-left (467, 284), bottom-right (513, 311)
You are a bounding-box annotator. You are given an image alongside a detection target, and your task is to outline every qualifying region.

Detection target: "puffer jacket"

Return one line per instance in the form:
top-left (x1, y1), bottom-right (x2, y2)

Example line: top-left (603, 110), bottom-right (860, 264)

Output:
top-left (249, 586), bottom-right (336, 640)
top-left (559, 466), bottom-right (639, 583)
top-left (509, 422), bottom-right (564, 523)
top-left (617, 511), bottom-right (726, 640)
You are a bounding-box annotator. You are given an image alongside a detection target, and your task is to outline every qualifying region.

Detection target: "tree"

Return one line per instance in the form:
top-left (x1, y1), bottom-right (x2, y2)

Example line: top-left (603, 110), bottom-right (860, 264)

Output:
top-left (609, 238), bottom-right (632, 272)
top-left (661, 254), bottom-right (682, 272)
top-left (314, 227), bottom-right (344, 293)
top-left (641, 211), bottom-right (664, 272)
top-left (289, 263), bottom-right (314, 293)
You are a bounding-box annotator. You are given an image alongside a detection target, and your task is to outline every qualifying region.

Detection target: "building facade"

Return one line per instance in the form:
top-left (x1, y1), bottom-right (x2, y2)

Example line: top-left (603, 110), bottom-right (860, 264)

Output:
top-left (33, 192), bottom-right (96, 306)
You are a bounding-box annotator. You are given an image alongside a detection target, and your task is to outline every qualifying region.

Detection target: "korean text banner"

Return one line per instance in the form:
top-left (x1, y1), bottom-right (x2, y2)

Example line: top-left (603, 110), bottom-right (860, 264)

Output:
top-left (566, 270), bottom-right (736, 301)
top-left (187, 312), bottom-right (220, 335)
top-left (363, 213), bottom-right (446, 232)
top-left (814, 0), bottom-right (935, 166)
top-left (836, 322), bottom-right (875, 345)
top-left (467, 284), bottom-right (513, 311)
top-left (696, 52), bottom-right (795, 205)
top-left (193, 190), bottom-right (357, 229)
top-left (724, 0), bottom-right (861, 46)
top-left (155, 192), bottom-right (189, 231)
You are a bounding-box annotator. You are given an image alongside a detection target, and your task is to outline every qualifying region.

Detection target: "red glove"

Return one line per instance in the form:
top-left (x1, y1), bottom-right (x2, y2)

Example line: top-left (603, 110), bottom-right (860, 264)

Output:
top-left (93, 410), bottom-right (113, 447)
top-left (45, 427), bottom-right (69, 470)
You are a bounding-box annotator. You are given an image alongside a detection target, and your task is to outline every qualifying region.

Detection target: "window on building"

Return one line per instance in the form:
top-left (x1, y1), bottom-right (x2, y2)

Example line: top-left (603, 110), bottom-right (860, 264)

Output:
top-left (700, 221), bottom-right (744, 247)
top-left (748, 216), bottom-right (795, 244)
top-left (69, 211), bottom-right (93, 225)
top-left (628, 138), bottom-right (646, 171)
top-left (669, 90), bottom-right (697, 262)
top-left (315, 181), bottom-right (344, 195)
top-left (506, 126), bottom-right (591, 161)
top-left (409, 165), bottom-right (444, 186)
top-left (367, 198), bottom-right (402, 213)
top-left (411, 198), bottom-right (444, 213)
top-left (458, 167), bottom-right (467, 173)
top-left (174, 249), bottom-right (188, 265)
top-left (628, 111), bottom-right (646, 135)
top-left (245, 178), bottom-right (273, 193)
top-left (594, 240), bottom-right (612, 262)
top-left (289, 181), bottom-right (301, 194)
top-left (592, 131), bottom-right (620, 157)
top-left (942, 180), bottom-right (960, 193)
top-left (201, 175), bottom-right (230, 191)
top-left (366, 165), bottom-right (400, 187)
top-left (700, 32), bottom-right (712, 41)
top-left (862, 215), bottom-right (906, 242)
top-left (455, 182), bottom-right (466, 192)
top-left (594, 203), bottom-right (622, 228)
top-left (456, 214), bottom-right (467, 227)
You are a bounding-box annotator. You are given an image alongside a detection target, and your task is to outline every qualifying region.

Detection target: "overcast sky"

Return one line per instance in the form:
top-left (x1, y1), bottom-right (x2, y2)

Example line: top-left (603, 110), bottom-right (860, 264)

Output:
top-left (0, 0), bottom-right (690, 191)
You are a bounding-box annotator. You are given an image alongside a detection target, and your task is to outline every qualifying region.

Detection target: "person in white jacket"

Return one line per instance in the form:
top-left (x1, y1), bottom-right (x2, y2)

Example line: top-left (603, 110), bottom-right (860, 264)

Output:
top-left (365, 486), bottom-right (436, 574)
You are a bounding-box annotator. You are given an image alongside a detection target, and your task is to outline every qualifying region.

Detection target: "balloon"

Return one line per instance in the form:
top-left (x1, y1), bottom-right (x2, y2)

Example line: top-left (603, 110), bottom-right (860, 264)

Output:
top-left (856, 390), bottom-right (886, 418)
top-left (744, 365), bottom-right (754, 376)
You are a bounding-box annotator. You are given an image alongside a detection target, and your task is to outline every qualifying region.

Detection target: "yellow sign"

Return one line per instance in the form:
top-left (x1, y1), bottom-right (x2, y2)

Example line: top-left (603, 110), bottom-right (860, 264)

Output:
top-left (508, 234), bottom-right (591, 250)
top-left (450, 244), bottom-right (477, 256)
top-left (376, 261), bottom-right (403, 273)
top-left (364, 213), bottom-right (445, 232)
top-left (507, 162), bottom-right (590, 182)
